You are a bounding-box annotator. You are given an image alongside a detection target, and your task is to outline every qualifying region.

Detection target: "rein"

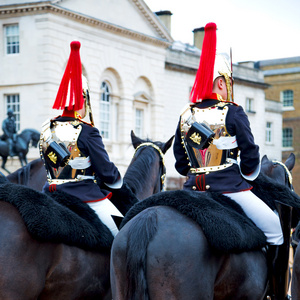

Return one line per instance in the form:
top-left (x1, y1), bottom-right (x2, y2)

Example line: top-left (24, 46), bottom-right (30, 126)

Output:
top-left (134, 142), bottom-right (166, 191)
top-left (272, 160), bottom-right (293, 191)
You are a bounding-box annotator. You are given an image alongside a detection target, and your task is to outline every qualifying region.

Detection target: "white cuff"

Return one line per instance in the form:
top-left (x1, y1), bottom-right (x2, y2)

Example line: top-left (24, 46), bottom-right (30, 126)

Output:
top-left (104, 175), bottom-right (123, 189)
top-left (240, 163), bottom-right (261, 181)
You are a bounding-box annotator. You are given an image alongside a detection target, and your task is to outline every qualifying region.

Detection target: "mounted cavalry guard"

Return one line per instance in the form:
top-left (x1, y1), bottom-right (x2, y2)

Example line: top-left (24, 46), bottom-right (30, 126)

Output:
top-left (2, 108), bottom-right (17, 157)
top-left (173, 22), bottom-right (291, 299)
top-left (39, 41), bottom-right (123, 237)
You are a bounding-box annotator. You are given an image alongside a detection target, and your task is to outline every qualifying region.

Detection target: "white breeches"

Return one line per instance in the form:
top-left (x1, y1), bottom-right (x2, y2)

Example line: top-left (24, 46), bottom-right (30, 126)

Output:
top-left (226, 190), bottom-right (283, 245)
top-left (87, 198), bottom-right (123, 237)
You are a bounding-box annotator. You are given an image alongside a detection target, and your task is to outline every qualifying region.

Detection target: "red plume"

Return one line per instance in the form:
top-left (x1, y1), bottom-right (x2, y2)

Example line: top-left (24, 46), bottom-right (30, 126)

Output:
top-left (52, 41), bottom-right (84, 111)
top-left (190, 23), bottom-right (217, 103)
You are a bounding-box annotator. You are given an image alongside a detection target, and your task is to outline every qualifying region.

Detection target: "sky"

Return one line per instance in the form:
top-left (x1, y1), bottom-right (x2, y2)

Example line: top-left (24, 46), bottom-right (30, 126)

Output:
top-left (144, 0), bottom-right (300, 63)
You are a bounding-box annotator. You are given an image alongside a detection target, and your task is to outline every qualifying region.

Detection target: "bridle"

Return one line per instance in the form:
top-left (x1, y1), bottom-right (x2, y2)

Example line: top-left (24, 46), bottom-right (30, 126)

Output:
top-left (134, 142), bottom-right (166, 192)
top-left (272, 160), bottom-right (294, 191)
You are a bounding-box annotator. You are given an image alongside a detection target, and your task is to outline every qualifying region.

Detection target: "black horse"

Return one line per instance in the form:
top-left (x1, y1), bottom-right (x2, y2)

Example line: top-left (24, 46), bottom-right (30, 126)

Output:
top-left (6, 158), bottom-right (46, 190)
top-left (0, 131), bottom-right (174, 300)
top-left (0, 128), bottom-right (40, 173)
top-left (110, 153), bottom-right (297, 300)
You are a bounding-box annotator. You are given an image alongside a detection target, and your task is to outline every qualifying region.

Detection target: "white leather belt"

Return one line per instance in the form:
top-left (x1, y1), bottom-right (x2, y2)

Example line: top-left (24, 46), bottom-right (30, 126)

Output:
top-left (48, 175), bottom-right (95, 185)
top-left (190, 162), bottom-right (234, 174)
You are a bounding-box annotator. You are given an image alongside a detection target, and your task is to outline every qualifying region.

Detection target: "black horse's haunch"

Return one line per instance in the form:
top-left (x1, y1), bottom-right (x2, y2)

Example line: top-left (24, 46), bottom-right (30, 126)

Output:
top-left (110, 153), bottom-right (297, 300)
top-left (0, 131), bottom-right (174, 300)
top-left (0, 128), bottom-right (40, 173)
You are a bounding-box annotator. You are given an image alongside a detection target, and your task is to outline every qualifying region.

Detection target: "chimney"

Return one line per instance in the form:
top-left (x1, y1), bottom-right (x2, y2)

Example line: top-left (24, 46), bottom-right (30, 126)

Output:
top-left (155, 10), bottom-right (172, 34)
top-left (193, 27), bottom-right (205, 50)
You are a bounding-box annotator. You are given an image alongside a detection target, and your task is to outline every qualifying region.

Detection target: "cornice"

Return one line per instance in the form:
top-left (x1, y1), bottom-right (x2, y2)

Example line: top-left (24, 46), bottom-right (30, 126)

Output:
top-left (0, 2), bottom-right (171, 48)
top-left (130, 0), bottom-right (173, 42)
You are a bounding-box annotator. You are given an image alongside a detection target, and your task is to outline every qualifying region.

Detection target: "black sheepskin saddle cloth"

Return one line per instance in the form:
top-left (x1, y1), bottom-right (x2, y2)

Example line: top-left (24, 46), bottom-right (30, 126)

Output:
top-left (121, 174), bottom-right (300, 253)
top-left (0, 181), bottom-right (126, 252)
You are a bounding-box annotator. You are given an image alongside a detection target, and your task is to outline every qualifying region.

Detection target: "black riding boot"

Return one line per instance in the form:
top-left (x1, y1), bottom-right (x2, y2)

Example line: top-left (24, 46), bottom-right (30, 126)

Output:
top-left (267, 245), bottom-right (290, 300)
top-left (267, 201), bottom-right (292, 300)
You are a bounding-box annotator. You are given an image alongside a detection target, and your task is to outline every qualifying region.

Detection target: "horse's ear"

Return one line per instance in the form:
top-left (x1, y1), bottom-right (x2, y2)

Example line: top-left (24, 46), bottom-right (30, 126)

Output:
top-left (161, 135), bottom-right (175, 154)
top-left (261, 155), bottom-right (269, 164)
top-left (131, 130), bottom-right (143, 149)
top-left (285, 153), bottom-right (295, 171)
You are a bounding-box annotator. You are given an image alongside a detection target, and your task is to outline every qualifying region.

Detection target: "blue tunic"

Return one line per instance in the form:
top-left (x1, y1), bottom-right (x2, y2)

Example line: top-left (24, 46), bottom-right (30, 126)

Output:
top-left (43, 116), bottom-right (121, 202)
top-left (173, 100), bottom-right (260, 193)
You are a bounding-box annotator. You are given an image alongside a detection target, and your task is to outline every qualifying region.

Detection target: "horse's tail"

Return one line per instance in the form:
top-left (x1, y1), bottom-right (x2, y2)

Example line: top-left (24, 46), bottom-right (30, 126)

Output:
top-left (125, 208), bottom-right (158, 300)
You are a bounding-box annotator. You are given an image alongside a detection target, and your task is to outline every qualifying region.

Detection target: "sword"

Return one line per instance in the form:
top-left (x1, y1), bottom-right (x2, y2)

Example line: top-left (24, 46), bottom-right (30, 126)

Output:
top-left (86, 89), bottom-right (95, 127)
top-left (230, 47), bottom-right (234, 102)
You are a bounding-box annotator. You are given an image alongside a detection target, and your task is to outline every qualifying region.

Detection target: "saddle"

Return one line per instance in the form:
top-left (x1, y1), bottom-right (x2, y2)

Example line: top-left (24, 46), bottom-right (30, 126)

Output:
top-left (121, 174), bottom-right (300, 253)
top-left (0, 181), bottom-right (133, 251)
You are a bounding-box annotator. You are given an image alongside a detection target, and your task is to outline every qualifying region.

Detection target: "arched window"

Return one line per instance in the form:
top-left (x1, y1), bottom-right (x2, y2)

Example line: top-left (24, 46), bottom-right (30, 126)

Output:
top-left (100, 81), bottom-right (110, 139)
top-left (282, 128), bottom-right (293, 148)
top-left (282, 90), bottom-right (294, 107)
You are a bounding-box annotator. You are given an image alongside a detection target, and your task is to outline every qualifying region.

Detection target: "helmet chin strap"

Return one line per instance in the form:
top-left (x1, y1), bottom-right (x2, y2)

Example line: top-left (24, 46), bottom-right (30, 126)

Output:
top-left (219, 72), bottom-right (232, 102)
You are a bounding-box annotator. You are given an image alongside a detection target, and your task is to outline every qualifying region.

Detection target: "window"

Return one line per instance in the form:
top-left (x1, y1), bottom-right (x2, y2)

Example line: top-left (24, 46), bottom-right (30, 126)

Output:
top-left (265, 122), bottom-right (272, 143)
top-left (5, 24), bottom-right (19, 54)
top-left (100, 81), bottom-right (110, 139)
top-left (282, 128), bottom-right (293, 148)
top-left (5, 94), bottom-right (20, 131)
top-left (246, 98), bottom-right (255, 113)
top-left (135, 109), bottom-right (144, 137)
top-left (282, 90), bottom-right (294, 107)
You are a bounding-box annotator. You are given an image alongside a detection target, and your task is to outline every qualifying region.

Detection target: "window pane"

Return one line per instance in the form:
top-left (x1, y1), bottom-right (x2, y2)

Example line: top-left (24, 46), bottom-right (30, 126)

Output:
top-left (282, 128), bottom-right (293, 147)
top-left (5, 94), bottom-right (20, 131)
top-left (135, 109), bottom-right (143, 137)
top-left (5, 24), bottom-right (19, 54)
top-left (282, 90), bottom-right (293, 107)
top-left (246, 98), bottom-right (254, 112)
top-left (265, 122), bottom-right (272, 143)
top-left (100, 82), bottom-right (110, 139)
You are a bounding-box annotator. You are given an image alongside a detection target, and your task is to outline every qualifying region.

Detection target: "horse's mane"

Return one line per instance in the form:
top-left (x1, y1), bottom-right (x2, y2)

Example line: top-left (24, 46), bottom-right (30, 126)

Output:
top-left (7, 159), bottom-right (41, 186)
top-left (124, 145), bottom-right (159, 196)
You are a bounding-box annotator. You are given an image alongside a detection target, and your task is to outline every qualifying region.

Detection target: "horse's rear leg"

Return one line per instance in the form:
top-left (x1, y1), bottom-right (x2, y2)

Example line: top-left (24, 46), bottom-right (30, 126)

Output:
top-left (0, 202), bottom-right (46, 299)
top-left (146, 207), bottom-right (217, 300)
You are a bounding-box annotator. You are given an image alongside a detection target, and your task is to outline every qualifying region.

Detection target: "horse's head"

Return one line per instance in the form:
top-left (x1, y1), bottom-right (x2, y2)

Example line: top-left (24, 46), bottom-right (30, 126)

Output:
top-left (29, 129), bottom-right (40, 148)
top-left (261, 153), bottom-right (295, 190)
top-left (125, 131), bottom-right (174, 199)
top-left (130, 130), bottom-right (174, 155)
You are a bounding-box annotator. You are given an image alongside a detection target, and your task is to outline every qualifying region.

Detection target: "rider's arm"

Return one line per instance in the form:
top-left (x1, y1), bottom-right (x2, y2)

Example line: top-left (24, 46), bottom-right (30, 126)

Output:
top-left (79, 125), bottom-right (122, 188)
top-left (2, 120), bottom-right (10, 137)
top-left (226, 105), bottom-right (260, 176)
top-left (173, 118), bottom-right (190, 176)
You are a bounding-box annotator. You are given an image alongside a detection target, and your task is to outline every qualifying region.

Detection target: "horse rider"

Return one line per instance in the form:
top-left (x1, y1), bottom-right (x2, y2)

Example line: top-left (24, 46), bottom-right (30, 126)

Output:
top-left (2, 108), bottom-right (17, 157)
top-left (39, 41), bottom-right (123, 237)
top-left (173, 22), bottom-right (289, 300)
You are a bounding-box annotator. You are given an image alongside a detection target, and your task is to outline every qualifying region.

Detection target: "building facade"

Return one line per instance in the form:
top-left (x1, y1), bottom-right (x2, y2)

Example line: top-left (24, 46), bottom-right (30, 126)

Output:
top-left (0, 0), bottom-right (283, 189)
top-left (255, 57), bottom-right (300, 194)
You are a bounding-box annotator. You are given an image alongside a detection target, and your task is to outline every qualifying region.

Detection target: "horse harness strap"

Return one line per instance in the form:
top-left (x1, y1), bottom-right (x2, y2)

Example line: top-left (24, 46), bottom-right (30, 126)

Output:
top-left (134, 142), bottom-right (166, 191)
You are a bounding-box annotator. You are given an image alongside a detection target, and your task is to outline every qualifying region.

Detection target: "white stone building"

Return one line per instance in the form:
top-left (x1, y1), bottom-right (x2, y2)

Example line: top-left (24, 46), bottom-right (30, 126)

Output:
top-left (0, 0), bottom-right (282, 188)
